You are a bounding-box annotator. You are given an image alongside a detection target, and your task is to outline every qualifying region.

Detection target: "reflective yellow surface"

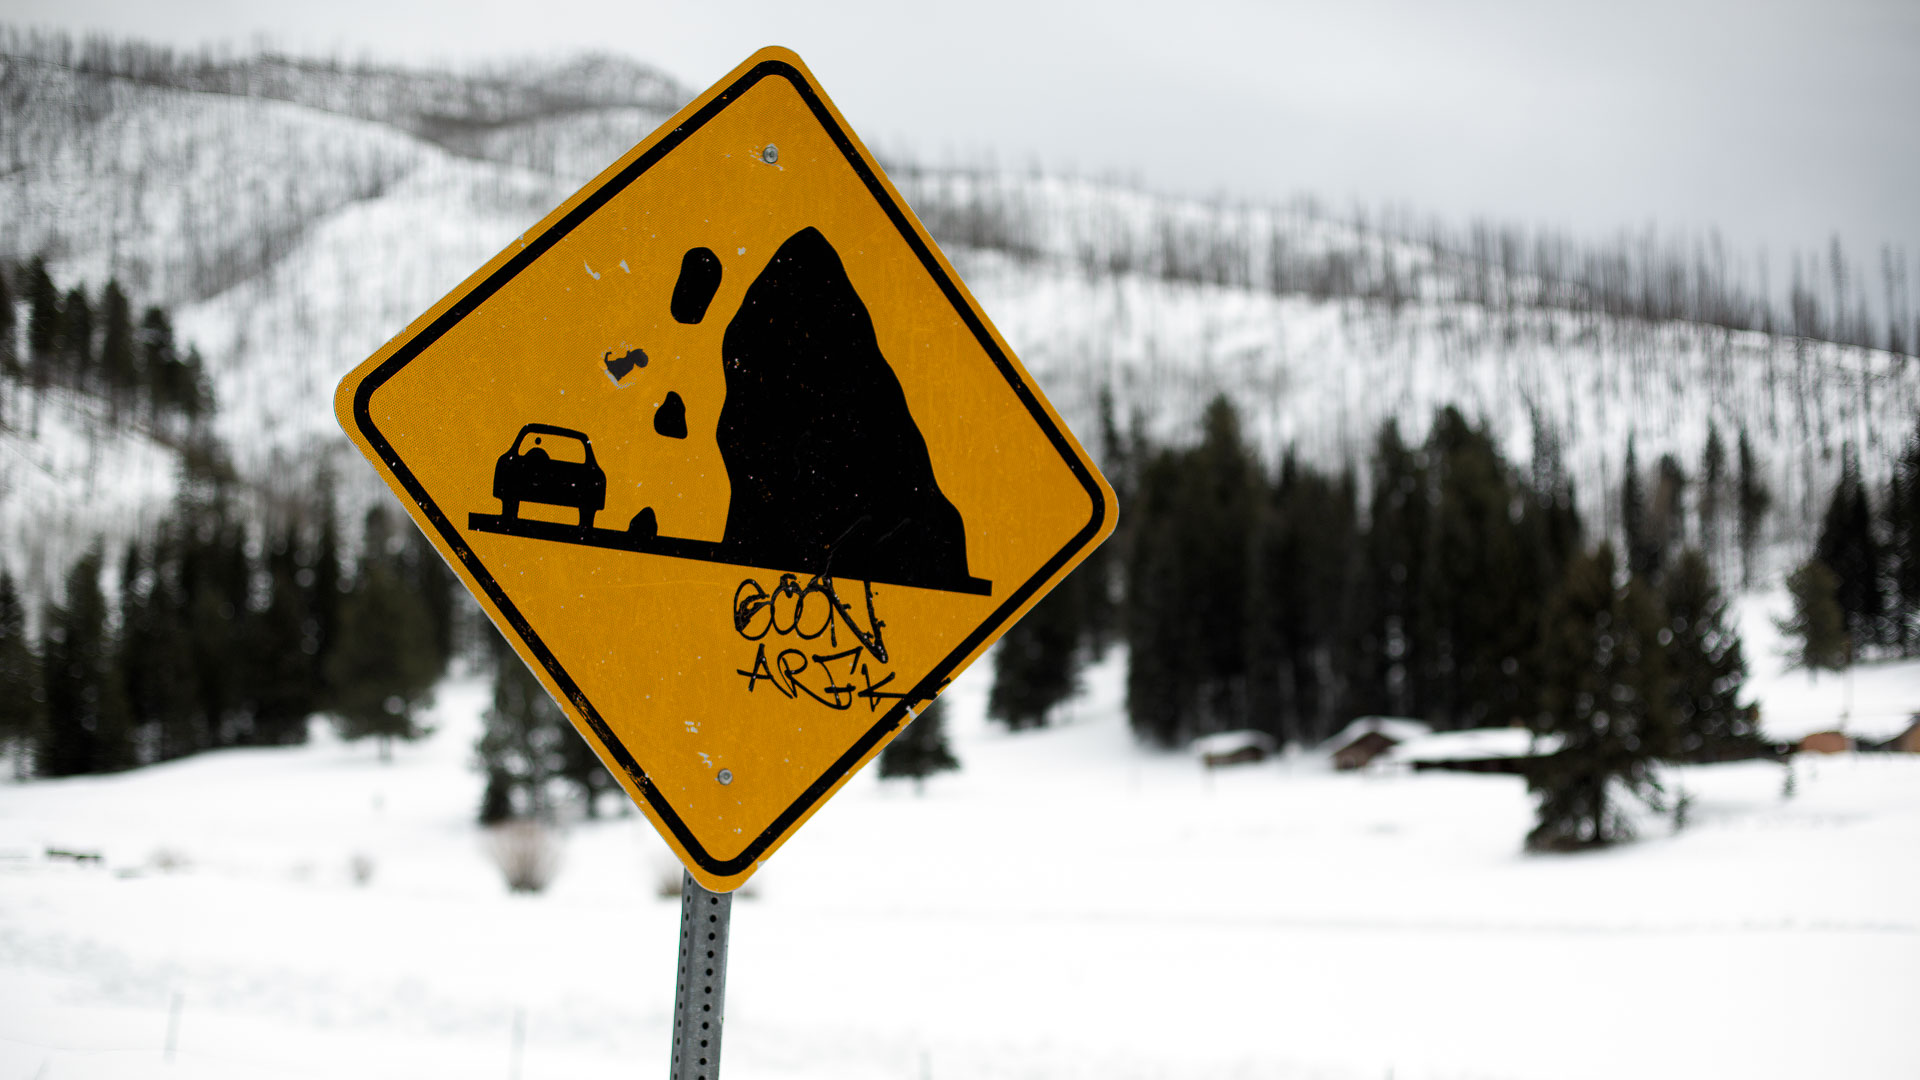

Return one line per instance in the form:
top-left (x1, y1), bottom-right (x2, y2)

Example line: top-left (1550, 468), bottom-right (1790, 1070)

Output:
top-left (336, 47), bottom-right (1114, 891)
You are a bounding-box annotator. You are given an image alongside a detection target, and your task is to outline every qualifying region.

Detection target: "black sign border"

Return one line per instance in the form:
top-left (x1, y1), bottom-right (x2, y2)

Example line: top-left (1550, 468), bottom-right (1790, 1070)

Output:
top-left (350, 58), bottom-right (1109, 878)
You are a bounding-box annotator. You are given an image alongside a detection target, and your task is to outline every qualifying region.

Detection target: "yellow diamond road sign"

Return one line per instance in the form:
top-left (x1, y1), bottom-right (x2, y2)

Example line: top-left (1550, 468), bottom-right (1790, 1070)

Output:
top-left (335, 47), bottom-right (1116, 892)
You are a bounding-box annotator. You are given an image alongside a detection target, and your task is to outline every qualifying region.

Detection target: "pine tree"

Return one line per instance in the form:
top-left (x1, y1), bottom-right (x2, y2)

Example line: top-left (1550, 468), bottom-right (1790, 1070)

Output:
top-left (178, 346), bottom-right (213, 421)
top-left (177, 487), bottom-right (254, 748)
top-left (1890, 420), bottom-right (1920, 654)
top-left (138, 306), bottom-right (176, 416)
top-left (1352, 420), bottom-right (1429, 720)
top-left (475, 640), bottom-right (569, 819)
top-left (877, 696), bottom-right (959, 793)
top-left (61, 286), bottom-right (94, 387)
top-left (399, 522), bottom-right (458, 673)
top-left (98, 280), bottom-right (137, 405)
top-left (1248, 452), bottom-right (1361, 744)
top-left (1426, 408), bottom-right (1530, 728)
top-left (1526, 544), bottom-right (1675, 851)
top-left (37, 544), bottom-right (134, 776)
top-left (310, 486), bottom-right (345, 702)
top-left (1815, 448), bottom-right (1883, 650)
top-left (1621, 436), bottom-right (1660, 581)
top-left (556, 711), bottom-right (616, 818)
top-left (0, 567), bottom-right (43, 777)
top-left (325, 509), bottom-right (441, 759)
top-left (127, 526), bottom-right (205, 760)
top-left (1124, 446), bottom-right (1199, 747)
top-left (1777, 558), bottom-right (1849, 672)
top-left (1736, 428), bottom-right (1771, 588)
top-left (1124, 396), bottom-right (1261, 746)
top-left (1699, 422), bottom-right (1727, 569)
top-left (988, 574), bottom-right (1084, 730)
top-left (1650, 454), bottom-right (1688, 577)
top-left (251, 523), bottom-right (319, 745)
top-left (0, 265), bottom-right (18, 380)
top-left (1662, 549), bottom-right (1759, 761)
top-left (25, 257), bottom-right (60, 389)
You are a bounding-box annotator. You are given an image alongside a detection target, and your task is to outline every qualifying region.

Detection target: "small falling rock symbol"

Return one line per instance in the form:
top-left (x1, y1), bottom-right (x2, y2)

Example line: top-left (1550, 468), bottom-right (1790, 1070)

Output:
top-left (655, 391), bottom-right (689, 439)
top-left (604, 347), bottom-right (648, 382)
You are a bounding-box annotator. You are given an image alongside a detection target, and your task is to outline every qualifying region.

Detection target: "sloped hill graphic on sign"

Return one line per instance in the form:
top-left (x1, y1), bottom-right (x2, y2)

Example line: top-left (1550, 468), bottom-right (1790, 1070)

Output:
top-left (716, 227), bottom-right (977, 593)
top-left (468, 225), bottom-right (988, 596)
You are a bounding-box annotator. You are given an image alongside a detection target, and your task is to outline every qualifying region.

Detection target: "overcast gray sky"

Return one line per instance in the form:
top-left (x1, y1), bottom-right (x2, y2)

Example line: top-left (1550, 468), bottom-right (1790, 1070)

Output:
top-left (12, 0), bottom-right (1919, 286)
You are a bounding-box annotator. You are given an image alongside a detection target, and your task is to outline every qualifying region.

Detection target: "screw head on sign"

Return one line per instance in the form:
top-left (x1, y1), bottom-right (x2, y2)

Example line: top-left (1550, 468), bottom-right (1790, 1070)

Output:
top-left (761, 144), bottom-right (779, 164)
top-left (717, 769), bottom-right (734, 785)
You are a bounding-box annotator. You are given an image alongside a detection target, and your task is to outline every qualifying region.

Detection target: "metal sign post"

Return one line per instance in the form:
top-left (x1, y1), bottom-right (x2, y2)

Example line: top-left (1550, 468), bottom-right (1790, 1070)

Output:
top-left (670, 871), bottom-right (732, 1079)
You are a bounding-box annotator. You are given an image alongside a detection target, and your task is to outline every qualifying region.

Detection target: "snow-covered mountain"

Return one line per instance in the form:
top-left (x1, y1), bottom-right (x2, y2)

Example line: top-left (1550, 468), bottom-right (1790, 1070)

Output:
top-left (3, 34), bottom-right (1916, 599)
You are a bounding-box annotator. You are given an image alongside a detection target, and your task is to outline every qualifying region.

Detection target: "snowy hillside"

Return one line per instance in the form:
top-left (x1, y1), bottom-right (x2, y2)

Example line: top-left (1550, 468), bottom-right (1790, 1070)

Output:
top-left (3, 599), bottom-right (1917, 1080)
top-left (4, 39), bottom-right (1918, 597)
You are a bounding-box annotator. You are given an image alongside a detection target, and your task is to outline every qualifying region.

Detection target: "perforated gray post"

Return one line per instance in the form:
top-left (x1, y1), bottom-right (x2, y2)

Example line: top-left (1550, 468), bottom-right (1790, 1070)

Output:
top-left (670, 870), bottom-right (732, 1080)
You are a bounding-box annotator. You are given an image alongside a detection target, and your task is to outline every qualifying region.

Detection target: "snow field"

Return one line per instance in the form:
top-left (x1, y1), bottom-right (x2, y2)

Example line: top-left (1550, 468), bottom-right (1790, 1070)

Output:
top-left (3, 610), bottom-right (1917, 1080)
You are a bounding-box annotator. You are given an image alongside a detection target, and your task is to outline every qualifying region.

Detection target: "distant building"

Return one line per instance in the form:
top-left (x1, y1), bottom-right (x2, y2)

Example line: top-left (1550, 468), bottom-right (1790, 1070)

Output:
top-left (1797, 731), bottom-right (1852, 754)
top-left (1895, 717), bottom-right (1920, 754)
top-left (1190, 730), bottom-right (1278, 769)
top-left (1387, 727), bottom-right (1565, 775)
top-left (1322, 717), bottom-right (1431, 771)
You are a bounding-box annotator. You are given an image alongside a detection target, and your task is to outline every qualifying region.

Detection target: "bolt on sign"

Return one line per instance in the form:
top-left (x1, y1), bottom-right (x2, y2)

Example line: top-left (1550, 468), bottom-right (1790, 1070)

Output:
top-left (336, 47), bottom-right (1116, 892)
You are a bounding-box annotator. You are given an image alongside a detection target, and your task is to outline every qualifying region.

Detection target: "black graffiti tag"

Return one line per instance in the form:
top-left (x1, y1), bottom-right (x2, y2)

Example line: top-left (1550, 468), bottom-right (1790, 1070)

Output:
top-left (732, 574), bottom-right (904, 710)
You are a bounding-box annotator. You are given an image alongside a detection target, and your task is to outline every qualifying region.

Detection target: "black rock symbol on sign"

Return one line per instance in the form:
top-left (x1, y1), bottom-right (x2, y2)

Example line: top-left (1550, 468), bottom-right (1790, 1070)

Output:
top-left (469, 226), bottom-right (989, 597)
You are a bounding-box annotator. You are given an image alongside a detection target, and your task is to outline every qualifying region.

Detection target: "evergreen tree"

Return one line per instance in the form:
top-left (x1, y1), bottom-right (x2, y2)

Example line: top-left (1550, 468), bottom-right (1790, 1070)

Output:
top-left (1080, 385), bottom-right (1126, 658)
top-left (1814, 449), bottom-right (1883, 650)
top-left (38, 544), bottom-right (134, 776)
top-left (115, 541), bottom-right (156, 764)
top-left (138, 306), bottom-right (177, 415)
top-left (556, 711), bottom-right (616, 818)
top-left (177, 346), bottom-right (214, 422)
top-left (475, 639), bottom-right (568, 819)
top-left (1125, 446), bottom-right (1199, 747)
top-left (478, 768), bottom-right (515, 825)
top-left (251, 523), bottom-right (319, 745)
top-left (179, 486), bottom-right (253, 747)
top-left (0, 265), bottom-right (18, 380)
top-left (1777, 558), bottom-right (1849, 672)
top-left (126, 527), bottom-right (205, 760)
top-left (325, 508), bottom-right (442, 759)
top-left (1735, 427), bottom-right (1771, 588)
top-left (1650, 453), bottom-right (1688, 576)
top-left (989, 573), bottom-right (1085, 730)
top-left (61, 286), bottom-right (94, 386)
top-left (878, 696), bottom-right (959, 793)
top-left (1352, 420), bottom-right (1430, 720)
top-left (0, 567), bottom-right (43, 777)
top-left (1426, 408), bottom-right (1531, 728)
top-left (1247, 452), bottom-right (1360, 744)
top-left (25, 257), bottom-right (60, 388)
top-left (399, 521), bottom-right (458, 673)
top-left (1526, 544), bottom-right (1675, 851)
top-left (1890, 420), bottom-right (1920, 654)
top-left (309, 484), bottom-right (345, 702)
top-left (99, 280), bottom-right (137, 404)
top-left (1124, 396), bottom-right (1261, 746)
top-left (1662, 549), bottom-right (1759, 761)
top-left (1621, 436), bottom-right (1660, 581)
top-left (1699, 422), bottom-right (1727, 569)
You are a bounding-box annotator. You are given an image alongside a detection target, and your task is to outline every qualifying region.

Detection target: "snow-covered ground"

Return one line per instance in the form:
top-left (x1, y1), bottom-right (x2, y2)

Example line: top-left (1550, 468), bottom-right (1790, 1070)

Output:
top-left (3, 595), bottom-right (1916, 1080)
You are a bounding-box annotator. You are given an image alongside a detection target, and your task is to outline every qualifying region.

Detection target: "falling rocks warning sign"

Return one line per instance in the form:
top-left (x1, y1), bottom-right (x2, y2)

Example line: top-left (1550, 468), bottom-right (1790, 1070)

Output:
top-left (336, 46), bottom-right (1116, 892)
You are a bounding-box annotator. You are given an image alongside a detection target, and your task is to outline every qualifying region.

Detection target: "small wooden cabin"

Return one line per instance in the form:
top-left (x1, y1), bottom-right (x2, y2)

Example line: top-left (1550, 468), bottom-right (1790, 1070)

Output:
top-left (1322, 717), bottom-right (1432, 771)
top-left (1191, 730), bottom-right (1279, 770)
top-left (1797, 730), bottom-right (1852, 754)
top-left (1892, 717), bottom-right (1920, 754)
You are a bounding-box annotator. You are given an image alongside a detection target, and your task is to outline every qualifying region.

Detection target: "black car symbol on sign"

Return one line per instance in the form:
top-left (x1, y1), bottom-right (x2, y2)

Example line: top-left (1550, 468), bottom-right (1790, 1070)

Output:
top-left (494, 424), bottom-right (607, 528)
